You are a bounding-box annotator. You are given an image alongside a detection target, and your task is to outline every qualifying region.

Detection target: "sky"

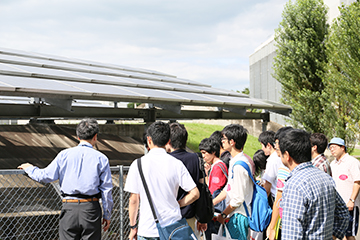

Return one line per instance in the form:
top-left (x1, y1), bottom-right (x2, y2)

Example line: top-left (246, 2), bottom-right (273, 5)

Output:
top-left (0, 0), bottom-right (288, 93)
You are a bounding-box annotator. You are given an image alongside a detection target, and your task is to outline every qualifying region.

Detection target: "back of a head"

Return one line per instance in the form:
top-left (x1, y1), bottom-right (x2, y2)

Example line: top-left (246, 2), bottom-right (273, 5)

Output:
top-left (258, 131), bottom-right (275, 147)
top-left (147, 121), bottom-right (170, 147)
top-left (209, 130), bottom-right (223, 148)
top-left (275, 126), bottom-right (293, 141)
top-left (199, 138), bottom-right (220, 158)
top-left (310, 133), bottom-right (328, 154)
top-left (169, 122), bottom-right (188, 149)
top-left (253, 149), bottom-right (268, 176)
top-left (76, 118), bottom-right (99, 140)
top-left (279, 129), bottom-right (311, 164)
top-left (222, 124), bottom-right (248, 151)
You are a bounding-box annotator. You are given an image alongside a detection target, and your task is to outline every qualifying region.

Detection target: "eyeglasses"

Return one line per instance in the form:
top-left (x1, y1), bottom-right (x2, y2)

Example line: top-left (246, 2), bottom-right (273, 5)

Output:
top-left (329, 145), bottom-right (340, 150)
top-left (221, 137), bottom-right (228, 141)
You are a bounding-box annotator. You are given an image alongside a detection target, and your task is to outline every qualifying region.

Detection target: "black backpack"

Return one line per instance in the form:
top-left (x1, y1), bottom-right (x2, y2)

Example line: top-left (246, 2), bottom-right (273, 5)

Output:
top-left (194, 157), bottom-right (214, 223)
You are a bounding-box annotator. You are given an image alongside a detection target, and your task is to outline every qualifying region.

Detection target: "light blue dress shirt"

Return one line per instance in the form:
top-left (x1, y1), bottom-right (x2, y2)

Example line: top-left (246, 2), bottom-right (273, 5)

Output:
top-left (24, 142), bottom-right (113, 220)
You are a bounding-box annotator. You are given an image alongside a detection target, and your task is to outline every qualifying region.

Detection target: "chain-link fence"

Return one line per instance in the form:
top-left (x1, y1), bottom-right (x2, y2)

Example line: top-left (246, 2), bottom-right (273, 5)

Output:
top-left (0, 166), bottom-right (130, 240)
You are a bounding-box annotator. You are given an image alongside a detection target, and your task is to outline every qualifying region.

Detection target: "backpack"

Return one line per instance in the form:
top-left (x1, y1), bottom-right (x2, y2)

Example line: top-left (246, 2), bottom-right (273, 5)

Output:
top-left (195, 156), bottom-right (214, 223)
top-left (232, 161), bottom-right (272, 232)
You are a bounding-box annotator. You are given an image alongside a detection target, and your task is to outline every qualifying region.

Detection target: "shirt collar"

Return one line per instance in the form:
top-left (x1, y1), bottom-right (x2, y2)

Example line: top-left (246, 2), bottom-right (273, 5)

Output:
top-left (334, 153), bottom-right (349, 164)
top-left (312, 153), bottom-right (324, 162)
top-left (78, 142), bottom-right (93, 148)
top-left (286, 162), bottom-right (313, 181)
top-left (336, 153), bottom-right (349, 163)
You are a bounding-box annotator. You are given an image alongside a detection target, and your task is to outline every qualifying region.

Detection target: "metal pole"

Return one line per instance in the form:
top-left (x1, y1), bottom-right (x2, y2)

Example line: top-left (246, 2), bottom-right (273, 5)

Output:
top-left (119, 165), bottom-right (124, 240)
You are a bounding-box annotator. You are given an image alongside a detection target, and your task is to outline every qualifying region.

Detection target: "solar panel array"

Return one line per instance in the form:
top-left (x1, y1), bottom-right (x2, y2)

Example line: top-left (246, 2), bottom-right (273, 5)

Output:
top-left (0, 47), bottom-right (291, 119)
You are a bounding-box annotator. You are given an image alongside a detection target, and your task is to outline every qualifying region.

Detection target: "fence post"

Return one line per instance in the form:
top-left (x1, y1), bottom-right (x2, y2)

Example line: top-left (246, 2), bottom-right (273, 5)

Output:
top-left (119, 165), bottom-right (124, 240)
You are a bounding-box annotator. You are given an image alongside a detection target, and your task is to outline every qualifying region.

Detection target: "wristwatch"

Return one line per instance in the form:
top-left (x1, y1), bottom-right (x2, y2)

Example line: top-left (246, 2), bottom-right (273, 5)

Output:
top-left (350, 198), bottom-right (355, 203)
top-left (130, 223), bottom-right (138, 229)
top-left (220, 212), bottom-right (227, 219)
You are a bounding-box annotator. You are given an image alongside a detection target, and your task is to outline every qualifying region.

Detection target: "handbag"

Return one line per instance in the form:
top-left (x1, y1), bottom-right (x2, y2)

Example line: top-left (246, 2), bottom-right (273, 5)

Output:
top-left (211, 224), bottom-right (236, 240)
top-left (137, 158), bottom-right (196, 240)
top-left (195, 158), bottom-right (215, 223)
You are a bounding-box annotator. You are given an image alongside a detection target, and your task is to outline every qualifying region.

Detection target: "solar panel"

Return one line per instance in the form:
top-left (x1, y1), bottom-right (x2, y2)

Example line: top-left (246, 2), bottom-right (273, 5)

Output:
top-left (0, 48), bottom-right (292, 118)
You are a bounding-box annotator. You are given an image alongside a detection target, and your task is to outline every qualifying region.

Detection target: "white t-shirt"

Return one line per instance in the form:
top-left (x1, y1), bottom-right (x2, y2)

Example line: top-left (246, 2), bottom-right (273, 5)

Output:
top-left (124, 148), bottom-right (196, 237)
top-left (331, 153), bottom-right (360, 207)
top-left (262, 151), bottom-right (282, 197)
top-left (226, 152), bottom-right (254, 217)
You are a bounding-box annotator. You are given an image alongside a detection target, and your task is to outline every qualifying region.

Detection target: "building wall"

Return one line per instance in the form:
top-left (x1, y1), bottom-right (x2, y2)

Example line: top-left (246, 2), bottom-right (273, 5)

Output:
top-left (249, 36), bottom-right (288, 125)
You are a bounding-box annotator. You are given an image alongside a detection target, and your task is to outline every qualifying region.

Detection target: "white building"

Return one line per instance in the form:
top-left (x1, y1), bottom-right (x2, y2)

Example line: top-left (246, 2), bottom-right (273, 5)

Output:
top-left (249, 0), bottom-right (356, 126)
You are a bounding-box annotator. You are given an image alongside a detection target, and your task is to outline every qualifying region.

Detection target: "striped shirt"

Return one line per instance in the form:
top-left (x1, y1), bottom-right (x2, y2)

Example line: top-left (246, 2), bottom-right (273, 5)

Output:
top-left (312, 153), bottom-right (332, 176)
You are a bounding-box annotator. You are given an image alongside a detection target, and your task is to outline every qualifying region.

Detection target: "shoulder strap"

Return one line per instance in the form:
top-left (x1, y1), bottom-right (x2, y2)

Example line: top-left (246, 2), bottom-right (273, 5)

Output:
top-left (232, 161), bottom-right (256, 185)
top-left (232, 160), bottom-right (255, 218)
top-left (217, 162), bottom-right (228, 179)
top-left (137, 158), bottom-right (159, 223)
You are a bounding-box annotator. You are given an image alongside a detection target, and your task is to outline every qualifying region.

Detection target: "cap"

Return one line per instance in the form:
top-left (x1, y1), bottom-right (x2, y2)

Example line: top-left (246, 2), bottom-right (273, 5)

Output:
top-left (328, 137), bottom-right (347, 152)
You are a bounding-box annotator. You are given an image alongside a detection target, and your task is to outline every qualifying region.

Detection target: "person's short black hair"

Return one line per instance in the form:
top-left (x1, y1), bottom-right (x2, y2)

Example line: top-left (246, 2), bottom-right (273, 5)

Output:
top-left (258, 131), bottom-right (275, 148)
top-left (146, 121), bottom-right (170, 147)
top-left (253, 149), bottom-right (268, 176)
top-left (310, 133), bottom-right (328, 154)
top-left (275, 126), bottom-right (293, 141)
top-left (279, 129), bottom-right (311, 164)
top-left (143, 132), bottom-right (149, 149)
top-left (76, 118), bottom-right (99, 140)
top-left (221, 124), bottom-right (248, 151)
top-left (199, 138), bottom-right (220, 158)
top-left (210, 130), bottom-right (223, 149)
top-left (169, 122), bottom-right (188, 149)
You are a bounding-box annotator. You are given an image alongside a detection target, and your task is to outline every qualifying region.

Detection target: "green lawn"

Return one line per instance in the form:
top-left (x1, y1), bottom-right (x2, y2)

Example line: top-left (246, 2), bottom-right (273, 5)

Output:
top-left (183, 122), bottom-right (360, 159)
top-left (183, 122), bottom-right (261, 157)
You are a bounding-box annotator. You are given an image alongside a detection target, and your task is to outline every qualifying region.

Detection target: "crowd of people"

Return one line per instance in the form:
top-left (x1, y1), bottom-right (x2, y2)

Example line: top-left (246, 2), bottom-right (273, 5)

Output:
top-left (125, 121), bottom-right (359, 240)
top-left (16, 118), bottom-right (360, 240)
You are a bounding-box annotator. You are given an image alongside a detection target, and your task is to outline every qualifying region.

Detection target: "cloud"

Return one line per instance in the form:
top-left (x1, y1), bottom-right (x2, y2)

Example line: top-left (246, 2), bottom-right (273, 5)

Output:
top-left (0, 0), bottom-right (287, 92)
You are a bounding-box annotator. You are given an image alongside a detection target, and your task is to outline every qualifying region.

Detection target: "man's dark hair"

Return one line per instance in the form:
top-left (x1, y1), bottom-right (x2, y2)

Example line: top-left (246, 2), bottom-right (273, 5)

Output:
top-left (310, 133), bottom-right (328, 154)
top-left (76, 118), bottom-right (99, 140)
top-left (210, 130), bottom-right (223, 149)
top-left (275, 126), bottom-right (293, 141)
top-left (258, 131), bottom-right (275, 148)
top-left (169, 122), bottom-right (188, 149)
top-left (146, 121), bottom-right (170, 147)
top-left (199, 138), bottom-right (220, 158)
top-left (279, 129), bottom-right (311, 164)
top-left (221, 124), bottom-right (248, 151)
top-left (143, 132), bottom-right (149, 149)
top-left (253, 149), bottom-right (268, 176)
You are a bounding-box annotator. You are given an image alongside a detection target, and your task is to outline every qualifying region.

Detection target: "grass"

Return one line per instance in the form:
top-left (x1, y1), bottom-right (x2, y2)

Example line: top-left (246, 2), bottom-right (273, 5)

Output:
top-left (183, 122), bottom-right (360, 159)
top-left (182, 122), bottom-right (261, 157)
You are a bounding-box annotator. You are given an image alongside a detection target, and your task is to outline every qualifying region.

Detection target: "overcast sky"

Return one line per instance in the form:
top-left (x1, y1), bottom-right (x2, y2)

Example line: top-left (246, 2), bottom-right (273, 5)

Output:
top-left (0, 0), bottom-right (287, 92)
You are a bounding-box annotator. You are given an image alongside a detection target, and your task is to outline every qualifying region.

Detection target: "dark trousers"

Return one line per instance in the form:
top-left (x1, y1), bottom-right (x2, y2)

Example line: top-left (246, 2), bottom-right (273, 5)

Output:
top-left (59, 201), bottom-right (102, 240)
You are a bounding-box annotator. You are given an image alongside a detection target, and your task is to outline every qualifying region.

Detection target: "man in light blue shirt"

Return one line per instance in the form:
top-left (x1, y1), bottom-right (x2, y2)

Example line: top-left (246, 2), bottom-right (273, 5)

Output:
top-left (18, 118), bottom-right (113, 240)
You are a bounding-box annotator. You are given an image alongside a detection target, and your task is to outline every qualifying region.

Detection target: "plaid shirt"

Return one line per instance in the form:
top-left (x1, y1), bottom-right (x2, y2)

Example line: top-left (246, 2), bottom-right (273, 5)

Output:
top-left (312, 153), bottom-right (332, 176)
top-left (282, 162), bottom-right (349, 239)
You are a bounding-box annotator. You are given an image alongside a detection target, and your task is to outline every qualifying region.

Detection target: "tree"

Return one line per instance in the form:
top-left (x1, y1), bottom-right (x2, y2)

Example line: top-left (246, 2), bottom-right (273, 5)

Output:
top-left (322, 2), bottom-right (360, 150)
top-left (273, 0), bottom-right (329, 133)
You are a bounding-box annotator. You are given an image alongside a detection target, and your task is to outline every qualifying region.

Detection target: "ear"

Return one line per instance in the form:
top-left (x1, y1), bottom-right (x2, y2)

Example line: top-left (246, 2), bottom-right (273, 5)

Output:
top-left (92, 134), bottom-right (97, 142)
top-left (229, 139), bottom-right (235, 146)
top-left (312, 145), bottom-right (317, 153)
top-left (146, 135), bottom-right (152, 147)
top-left (281, 151), bottom-right (290, 163)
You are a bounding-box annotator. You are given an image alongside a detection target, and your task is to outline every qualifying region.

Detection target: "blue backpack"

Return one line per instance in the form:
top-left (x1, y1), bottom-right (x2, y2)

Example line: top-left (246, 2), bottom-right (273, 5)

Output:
top-left (232, 161), bottom-right (272, 232)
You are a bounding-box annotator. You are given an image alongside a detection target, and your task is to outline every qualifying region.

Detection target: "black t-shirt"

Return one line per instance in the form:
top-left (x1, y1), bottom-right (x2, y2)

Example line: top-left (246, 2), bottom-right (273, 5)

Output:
top-left (170, 149), bottom-right (201, 219)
